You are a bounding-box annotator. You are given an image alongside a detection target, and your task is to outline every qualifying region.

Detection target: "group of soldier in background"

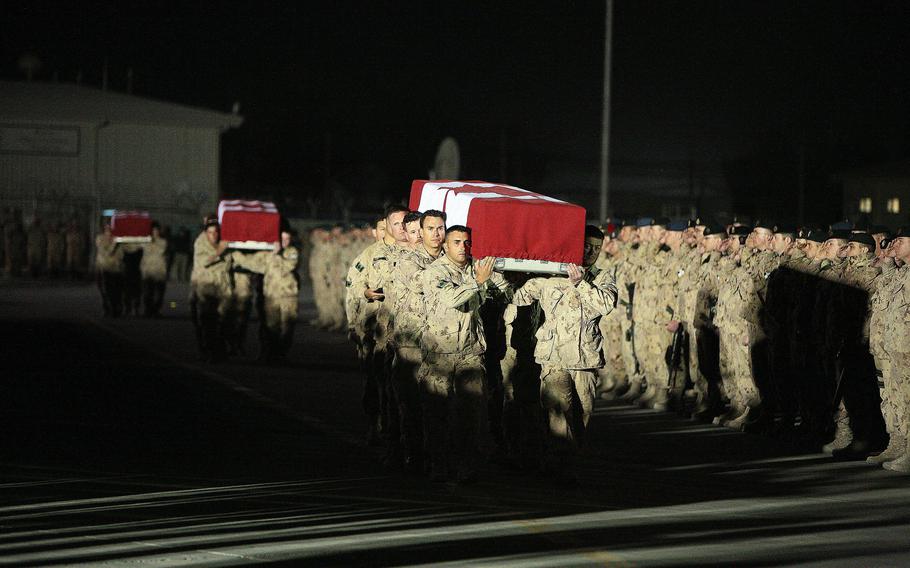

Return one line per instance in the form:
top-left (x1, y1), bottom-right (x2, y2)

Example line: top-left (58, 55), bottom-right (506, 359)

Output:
top-left (338, 206), bottom-right (618, 484)
top-left (187, 216), bottom-right (301, 364)
top-left (305, 210), bottom-right (910, 481)
top-left (1, 210), bottom-right (88, 279)
top-left (594, 217), bottom-right (910, 472)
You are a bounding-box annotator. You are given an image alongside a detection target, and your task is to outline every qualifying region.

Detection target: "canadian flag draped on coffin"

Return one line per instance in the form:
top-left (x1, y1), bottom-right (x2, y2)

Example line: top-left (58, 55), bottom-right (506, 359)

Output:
top-left (218, 200), bottom-right (280, 250)
top-left (111, 211), bottom-right (152, 243)
top-left (409, 180), bottom-right (586, 268)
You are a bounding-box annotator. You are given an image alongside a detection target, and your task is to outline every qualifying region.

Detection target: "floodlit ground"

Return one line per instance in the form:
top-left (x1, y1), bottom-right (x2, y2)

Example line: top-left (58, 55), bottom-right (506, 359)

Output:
top-left (1, 279), bottom-right (909, 567)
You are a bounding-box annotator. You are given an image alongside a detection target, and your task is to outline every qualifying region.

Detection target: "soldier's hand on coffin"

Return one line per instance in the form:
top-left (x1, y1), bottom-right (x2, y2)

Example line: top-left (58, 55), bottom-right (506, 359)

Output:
top-left (667, 320), bottom-right (680, 333)
top-left (364, 287), bottom-right (385, 301)
top-left (474, 256), bottom-right (495, 284)
top-left (566, 264), bottom-right (583, 285)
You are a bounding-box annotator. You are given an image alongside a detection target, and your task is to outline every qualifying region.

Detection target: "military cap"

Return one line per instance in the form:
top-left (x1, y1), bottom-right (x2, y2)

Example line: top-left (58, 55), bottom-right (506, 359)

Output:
top-left (702, 222), bottom-right (725, 237)
top-left (828, 229), bottom-right (852, 240)
top-left (635, 217), bottom-right (655, 227)
top-left (895, 226), bottom-right (908, 237)
top-left (849, 232), bottom-right (876, 249)
top-left (754, 219), bottom-right (775, 231)
top-left (730, 225), bottom-right (753, 236)
top-left (805, 229), bottom-right (828, 243)
top-left (666, 219), bottom-right (688, 232)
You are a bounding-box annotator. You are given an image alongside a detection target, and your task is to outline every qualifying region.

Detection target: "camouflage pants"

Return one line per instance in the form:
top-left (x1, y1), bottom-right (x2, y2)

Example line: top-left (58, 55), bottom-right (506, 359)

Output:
top-left (539, 366), bottom-right (597, 455)
top-left (390, 346), bottom-right (424, 460)
top-left (619, 315), bottom-right (643, 385)
top-left (263, 295), bottom-right (298, 358)
top-left (501, 347), bottom-right (542, 463)
top-left (142, 277), bottom-right (166, 317)
top-left (596, 314), bottom-right (628, 395)
top-left (96, 270), bottom-right (124, 317)
top-left (640, 322), bottom-right (669, 392)
top-left (418, 352), bottom-right (487, 477)
top-left (191, 284), bottom-right (231, 360)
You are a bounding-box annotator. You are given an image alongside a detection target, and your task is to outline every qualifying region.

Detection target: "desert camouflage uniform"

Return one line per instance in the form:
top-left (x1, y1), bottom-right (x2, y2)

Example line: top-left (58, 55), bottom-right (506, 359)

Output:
top-left (190, 232), bottom-right (233, 360)
top-left (386, 244), bottom-right (441, 464)
top-left (512, 266), bottom-right (617, 461)
top-left (419, 254), bottom-right (511, 479)
top-left (140, 236), bottom-right (168, 317)
top-left (95, 233), bottom-right (124, 316)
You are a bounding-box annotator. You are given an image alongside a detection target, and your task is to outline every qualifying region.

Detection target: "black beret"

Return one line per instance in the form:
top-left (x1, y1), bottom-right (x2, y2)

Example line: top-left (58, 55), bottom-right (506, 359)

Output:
top-left (702, 223), bottom-right (725, 237)
top-left (871, 225), bottom-right (890, 235)
top-left (829, 229), bottom-right (852, 240)
top-left (730, 225), bottom-right (753, 236)
top-left (849, 232), bottom-right (876, 249)
top-left (805, 229), bottom-right (828, 243)
top-left (754, 219), bottom-right (775, 231)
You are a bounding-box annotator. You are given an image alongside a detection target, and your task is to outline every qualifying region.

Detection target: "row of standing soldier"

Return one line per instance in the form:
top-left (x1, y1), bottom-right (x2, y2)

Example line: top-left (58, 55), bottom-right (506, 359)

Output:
top-left (2, 216), bottom-right (88, 279)
top-left (596, 218), bottom-right (910, 471)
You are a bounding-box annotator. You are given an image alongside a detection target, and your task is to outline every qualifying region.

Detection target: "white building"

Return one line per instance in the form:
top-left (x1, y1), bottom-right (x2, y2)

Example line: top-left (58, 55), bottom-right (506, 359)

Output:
top-left (0, 80), bottom-right (242, 230)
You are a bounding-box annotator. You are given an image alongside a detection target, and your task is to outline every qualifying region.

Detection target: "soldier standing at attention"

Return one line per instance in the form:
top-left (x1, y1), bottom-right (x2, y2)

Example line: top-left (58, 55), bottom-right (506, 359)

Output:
top-left (65, 221), bottom-right (86, 279)
top-left (95, 221), bottom-right (125, 317)
top-left (140, 222), bottom-right (169, 317)
top-left (45, 222), bottom-right (65, 277)
top-left (26, 218), bottom-right (46, 278)
top-left (190, 218), bottom-right (233, 362)
top-left (420, 225), bottom-right (511, 483)
top-left (511, 225), bottom-right (617, 480)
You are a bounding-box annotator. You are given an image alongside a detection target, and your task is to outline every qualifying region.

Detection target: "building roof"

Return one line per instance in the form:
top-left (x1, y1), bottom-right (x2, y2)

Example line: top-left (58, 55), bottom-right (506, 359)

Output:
top-left (0, 80), bottom-right (243, 130)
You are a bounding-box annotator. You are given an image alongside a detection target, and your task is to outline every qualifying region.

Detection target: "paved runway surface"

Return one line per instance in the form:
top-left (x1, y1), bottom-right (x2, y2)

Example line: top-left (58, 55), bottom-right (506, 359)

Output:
top-left (1, 279), bottom-right (909, 566)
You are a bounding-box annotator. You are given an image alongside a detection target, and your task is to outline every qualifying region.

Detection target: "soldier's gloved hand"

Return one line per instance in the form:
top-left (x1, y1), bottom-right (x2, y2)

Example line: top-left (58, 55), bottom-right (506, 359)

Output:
top-left (566, 264), bottom-right (583, 285)
top-left (666, 320), bottom-right (680, 333)
top-left (741, 333), bottom-right (749, 347)
top-left (474, 257), bottom-right (495, 284)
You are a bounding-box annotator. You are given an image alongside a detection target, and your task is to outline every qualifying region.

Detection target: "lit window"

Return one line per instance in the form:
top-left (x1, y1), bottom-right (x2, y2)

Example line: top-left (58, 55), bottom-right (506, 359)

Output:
top-left (859, 197), bottom-right (872, 213)
top-left (887, 197), bottom-right (900, 214)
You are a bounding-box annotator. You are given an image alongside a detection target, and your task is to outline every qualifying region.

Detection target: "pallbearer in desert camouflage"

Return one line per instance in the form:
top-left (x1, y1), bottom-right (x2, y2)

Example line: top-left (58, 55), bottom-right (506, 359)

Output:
top-left (420, 225), bottom-right (512, 483)
top-left (511, 225), bottom-right (617, 479)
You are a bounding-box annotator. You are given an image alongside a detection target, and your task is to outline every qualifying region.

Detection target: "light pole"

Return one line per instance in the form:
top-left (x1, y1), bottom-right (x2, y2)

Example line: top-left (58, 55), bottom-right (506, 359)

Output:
top-left (599, 0), bottom-right (614, 225)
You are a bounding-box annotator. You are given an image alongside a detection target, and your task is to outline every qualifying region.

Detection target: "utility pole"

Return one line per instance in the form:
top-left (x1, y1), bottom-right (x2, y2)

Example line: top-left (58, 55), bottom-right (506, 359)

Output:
top-left (599, 0), bottom-right (614, 225)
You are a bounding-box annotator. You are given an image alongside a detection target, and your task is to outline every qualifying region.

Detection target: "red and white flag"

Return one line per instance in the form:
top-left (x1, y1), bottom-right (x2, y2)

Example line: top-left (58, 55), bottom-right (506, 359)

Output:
top-left (218, 200), bottom-right (280, 245)
top-left (111, 210), bottom-right (152, 241)
top-left (409, 180), bottom-right (586, 264)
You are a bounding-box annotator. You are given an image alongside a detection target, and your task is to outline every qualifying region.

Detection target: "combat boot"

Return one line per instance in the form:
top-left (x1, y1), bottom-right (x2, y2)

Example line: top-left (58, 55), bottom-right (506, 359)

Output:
top-left (832, 437), bottom-right (887, 461)
top-left (868, 434), bottom-right (907, 464)
top-left (821, 417), bottom-right (853, 453)
top-left (721, 405), bottom-right (753, 431)
top-left (712, 402), bottom-right (743, 426)
top-left (883, 438), bottom-right (910, 473)
top-left (636, 383), bottom-right (659, 407)
top-left (619, 379), bottom-right (644, 402)
top-left (650, 390), bottom-right (671, 412)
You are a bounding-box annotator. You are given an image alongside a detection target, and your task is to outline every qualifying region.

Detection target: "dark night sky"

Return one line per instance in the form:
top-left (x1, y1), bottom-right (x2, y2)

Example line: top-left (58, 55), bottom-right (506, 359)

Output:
top-left (4, 1), bottom-right (910, 215)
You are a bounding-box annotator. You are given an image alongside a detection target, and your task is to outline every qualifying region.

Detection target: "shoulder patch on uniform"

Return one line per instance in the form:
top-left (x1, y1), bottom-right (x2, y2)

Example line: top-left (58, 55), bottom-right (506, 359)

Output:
top-left (355, 262), bottom-right (364, 272)
top-left (437, 280), bottom-right (447, 288)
